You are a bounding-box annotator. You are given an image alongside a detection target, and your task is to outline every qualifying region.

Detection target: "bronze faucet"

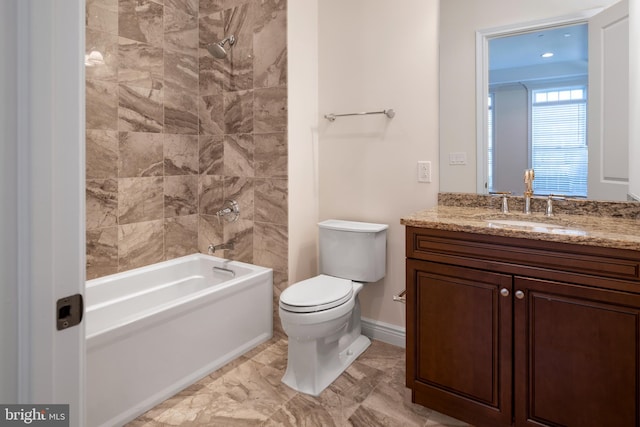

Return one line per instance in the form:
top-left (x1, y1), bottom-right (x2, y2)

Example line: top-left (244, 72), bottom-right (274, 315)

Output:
top-left (523, 169), bottom-right (535, 214)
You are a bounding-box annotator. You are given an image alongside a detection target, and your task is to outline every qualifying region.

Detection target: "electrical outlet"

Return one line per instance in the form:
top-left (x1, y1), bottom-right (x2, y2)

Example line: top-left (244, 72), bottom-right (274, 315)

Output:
top-left (418, 161), bottom-right (431, 183)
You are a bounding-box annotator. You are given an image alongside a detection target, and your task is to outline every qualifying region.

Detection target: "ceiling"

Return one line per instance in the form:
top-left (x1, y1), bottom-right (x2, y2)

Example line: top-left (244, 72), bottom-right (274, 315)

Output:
top-left (489, 23), bottom-right (588, 71)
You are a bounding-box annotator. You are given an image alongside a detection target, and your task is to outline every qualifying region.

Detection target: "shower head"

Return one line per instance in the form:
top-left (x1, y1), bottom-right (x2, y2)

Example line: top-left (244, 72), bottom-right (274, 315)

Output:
top-left (207, 35), bottom-right (236, 59)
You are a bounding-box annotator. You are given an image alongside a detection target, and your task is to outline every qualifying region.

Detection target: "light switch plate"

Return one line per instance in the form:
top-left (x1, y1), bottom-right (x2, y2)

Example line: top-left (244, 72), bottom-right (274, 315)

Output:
top-left (449, 152), bottom-right (467, 165)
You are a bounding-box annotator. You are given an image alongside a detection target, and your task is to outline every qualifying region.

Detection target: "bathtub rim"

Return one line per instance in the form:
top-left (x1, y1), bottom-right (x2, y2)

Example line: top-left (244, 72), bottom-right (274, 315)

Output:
top-left (85, 253), bottom-right (258, 289)
top-left (85, 253), bottom-right (273, 349)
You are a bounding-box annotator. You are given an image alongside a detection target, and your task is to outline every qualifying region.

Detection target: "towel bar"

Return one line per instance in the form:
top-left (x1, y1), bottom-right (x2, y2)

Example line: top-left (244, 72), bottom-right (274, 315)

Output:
top-left (324, 109), bottom-right (395, 122)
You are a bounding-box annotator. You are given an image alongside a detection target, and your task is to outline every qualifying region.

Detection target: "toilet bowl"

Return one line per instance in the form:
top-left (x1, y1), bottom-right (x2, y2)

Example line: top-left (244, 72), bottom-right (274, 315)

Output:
top-left (279, 220), bottom-right (388, 396)
top-left (279, 276), bottom-right (370, 396)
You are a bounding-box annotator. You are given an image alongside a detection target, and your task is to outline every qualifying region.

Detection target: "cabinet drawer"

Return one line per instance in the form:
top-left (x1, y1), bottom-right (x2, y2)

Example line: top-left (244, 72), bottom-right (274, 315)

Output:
top-left (407, 227), bottom-right (640, 283)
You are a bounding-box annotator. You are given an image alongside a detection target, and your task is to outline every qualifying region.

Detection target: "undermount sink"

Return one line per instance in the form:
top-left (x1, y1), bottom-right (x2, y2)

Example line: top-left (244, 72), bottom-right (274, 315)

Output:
top-left (488, 219), bottom-right (564, 228)
top-left (485, 219), bottom-right (587, 236)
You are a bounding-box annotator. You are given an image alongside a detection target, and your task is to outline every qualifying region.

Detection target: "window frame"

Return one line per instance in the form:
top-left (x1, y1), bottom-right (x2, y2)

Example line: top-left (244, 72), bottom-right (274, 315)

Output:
top-left (528, 80), bottom-right (589, 197)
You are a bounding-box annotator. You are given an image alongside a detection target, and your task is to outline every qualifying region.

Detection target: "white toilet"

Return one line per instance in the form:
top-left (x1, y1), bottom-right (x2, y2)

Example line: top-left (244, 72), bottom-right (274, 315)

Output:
top-left (279, 219), bottom-right (388, 396)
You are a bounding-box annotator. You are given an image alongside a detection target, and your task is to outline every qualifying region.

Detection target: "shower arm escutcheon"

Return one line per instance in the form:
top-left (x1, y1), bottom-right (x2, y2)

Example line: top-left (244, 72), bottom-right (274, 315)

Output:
top-left (215, 199), bottom-right (240, 223)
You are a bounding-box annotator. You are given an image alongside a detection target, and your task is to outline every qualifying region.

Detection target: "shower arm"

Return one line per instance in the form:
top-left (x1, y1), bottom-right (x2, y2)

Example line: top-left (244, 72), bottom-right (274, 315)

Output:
top-left (221, 35), bottom-right (236, 46)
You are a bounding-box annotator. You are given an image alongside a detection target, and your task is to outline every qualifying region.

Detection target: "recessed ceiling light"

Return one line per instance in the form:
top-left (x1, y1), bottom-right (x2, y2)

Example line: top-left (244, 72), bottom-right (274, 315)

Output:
top-left (541, 52), bottom-right (554, 58)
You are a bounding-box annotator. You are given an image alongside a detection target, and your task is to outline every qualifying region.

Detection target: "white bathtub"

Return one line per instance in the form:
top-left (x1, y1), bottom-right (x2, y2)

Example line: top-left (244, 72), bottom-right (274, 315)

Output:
top-left (86, 254), bottom-right (273, 427)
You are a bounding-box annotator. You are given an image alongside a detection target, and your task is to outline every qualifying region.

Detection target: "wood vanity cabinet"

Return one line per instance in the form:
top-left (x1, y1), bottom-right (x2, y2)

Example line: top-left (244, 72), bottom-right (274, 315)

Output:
top-left (405, 226), bottom-right (640, 427)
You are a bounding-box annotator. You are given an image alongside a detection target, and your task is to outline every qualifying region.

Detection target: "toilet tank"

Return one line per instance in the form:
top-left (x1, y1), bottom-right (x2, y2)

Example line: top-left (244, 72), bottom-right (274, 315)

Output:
top-left (318, 219), bottom-right (388, 282)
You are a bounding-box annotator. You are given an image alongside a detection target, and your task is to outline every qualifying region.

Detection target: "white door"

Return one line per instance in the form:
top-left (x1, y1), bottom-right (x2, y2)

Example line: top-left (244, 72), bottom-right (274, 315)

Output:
top-left (0, 0), bottom-right (21, 406)
top-left (588, 0), bottom-right (629, 200)
top-left (15, 1), bottom-right (86, 426)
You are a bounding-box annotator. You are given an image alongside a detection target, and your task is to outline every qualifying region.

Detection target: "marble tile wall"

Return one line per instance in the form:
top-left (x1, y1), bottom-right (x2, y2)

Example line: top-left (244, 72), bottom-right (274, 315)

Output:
top-left (86, 0), bottom-right (288, 308)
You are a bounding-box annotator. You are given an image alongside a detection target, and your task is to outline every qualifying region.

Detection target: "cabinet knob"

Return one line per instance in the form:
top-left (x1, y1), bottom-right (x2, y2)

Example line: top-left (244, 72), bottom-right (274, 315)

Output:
top-left (500, 288), bottom-right (510, 297)
top-left (515, 290), bottom-right (525, 300)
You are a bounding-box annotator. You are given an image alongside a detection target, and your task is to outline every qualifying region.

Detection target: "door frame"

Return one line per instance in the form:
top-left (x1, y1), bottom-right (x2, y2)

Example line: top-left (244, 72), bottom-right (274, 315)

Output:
top-left (15, 1), bottom-right (86, 425)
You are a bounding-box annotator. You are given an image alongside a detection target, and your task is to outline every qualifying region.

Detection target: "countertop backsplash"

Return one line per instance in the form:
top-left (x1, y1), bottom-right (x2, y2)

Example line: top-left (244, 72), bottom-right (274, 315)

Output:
top-left (438, 192), bottom-right (640, 219)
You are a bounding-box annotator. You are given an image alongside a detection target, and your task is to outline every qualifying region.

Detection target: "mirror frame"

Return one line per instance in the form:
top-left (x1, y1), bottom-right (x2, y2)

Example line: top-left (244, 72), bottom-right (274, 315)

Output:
top-left (475, 8), bottom-right (604, 194)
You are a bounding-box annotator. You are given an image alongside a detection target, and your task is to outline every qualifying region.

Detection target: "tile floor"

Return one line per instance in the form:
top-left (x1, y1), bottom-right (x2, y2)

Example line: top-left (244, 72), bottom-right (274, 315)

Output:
top-left (127, 336), bottom-right (471, 426)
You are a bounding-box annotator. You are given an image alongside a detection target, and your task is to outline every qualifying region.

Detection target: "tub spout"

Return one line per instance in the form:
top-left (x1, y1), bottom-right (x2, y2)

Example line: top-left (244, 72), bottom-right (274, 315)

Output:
top-left (208, 242), bottom-right (234, 254)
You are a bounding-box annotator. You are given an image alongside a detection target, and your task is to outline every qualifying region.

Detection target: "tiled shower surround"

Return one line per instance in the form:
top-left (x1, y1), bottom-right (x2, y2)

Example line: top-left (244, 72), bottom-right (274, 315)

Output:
top-left (85, 0), bottom-right (288, 296)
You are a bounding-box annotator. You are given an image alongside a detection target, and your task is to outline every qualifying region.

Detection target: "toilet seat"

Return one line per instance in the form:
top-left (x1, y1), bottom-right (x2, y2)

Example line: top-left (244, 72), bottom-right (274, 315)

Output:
top-left (280, 275), bottom-right (353, 313)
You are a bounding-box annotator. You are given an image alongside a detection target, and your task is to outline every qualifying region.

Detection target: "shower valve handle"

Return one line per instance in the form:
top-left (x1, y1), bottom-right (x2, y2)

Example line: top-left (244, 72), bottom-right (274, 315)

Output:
top-left (215, 200), bottom-right (240, 223)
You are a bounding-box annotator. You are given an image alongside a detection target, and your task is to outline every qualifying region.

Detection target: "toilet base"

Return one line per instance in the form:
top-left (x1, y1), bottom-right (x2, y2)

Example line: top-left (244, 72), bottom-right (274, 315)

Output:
top-left (282, 334), bottom-right (371, 396)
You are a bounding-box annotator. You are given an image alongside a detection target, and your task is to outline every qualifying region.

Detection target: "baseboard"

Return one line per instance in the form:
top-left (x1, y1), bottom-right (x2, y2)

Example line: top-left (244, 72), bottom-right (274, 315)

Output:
top-left (361, 317), bottom-right (406, 348)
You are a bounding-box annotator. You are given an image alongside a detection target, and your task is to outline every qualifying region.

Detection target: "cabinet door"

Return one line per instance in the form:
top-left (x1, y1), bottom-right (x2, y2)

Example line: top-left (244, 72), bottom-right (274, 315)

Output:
top-left (407, 259), bottom-right (513, 427)
top-left (514, 277), bottom-right (640, 427)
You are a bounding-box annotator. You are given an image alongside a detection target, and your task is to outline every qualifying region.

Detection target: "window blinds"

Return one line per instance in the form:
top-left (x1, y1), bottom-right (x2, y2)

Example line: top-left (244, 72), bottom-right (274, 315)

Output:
top-left (531, 88), bottom-right (588, 197)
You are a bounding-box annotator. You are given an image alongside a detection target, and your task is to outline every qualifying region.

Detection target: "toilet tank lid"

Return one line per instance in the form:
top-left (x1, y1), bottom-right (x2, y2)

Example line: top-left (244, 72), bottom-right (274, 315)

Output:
top-left (319, 219), bottom-right (388, 233)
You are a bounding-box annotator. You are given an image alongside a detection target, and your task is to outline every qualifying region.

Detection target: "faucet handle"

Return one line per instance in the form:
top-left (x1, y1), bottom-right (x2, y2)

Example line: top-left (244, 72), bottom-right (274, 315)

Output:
top-left (545, 195), bottom-right (554, 217)
top-left (545, 194), bottom-right (566, 217)
top-left (215, 199), bottom-right (240, 223)
top-left (490, 191), bottom-right (511, 213)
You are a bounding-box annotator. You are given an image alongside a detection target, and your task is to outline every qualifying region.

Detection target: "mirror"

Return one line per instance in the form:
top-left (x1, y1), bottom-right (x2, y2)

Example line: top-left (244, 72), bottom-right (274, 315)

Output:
top-left (439, 0), bottom-right (633, 201)
top-left (487, 24), bottom-right (589, 198)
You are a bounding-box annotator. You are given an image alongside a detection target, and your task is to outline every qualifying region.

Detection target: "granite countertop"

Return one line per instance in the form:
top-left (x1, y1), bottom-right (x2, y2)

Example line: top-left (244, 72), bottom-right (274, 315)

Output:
top-left (400, 194), bottom-right (640, 251)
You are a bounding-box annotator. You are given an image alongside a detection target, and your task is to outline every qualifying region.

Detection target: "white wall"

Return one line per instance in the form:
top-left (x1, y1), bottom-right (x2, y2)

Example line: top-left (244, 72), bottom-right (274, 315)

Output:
top-left (0, 0), bottom-right (19, 404)
top-left (317, 0), bottom-right (440, 327)
top-left (439, 0), bottom-right (620, 194)
top-left (630, 0), bottom-right (640, 200)
top-left (287, 0), bottom-right (320, 283)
